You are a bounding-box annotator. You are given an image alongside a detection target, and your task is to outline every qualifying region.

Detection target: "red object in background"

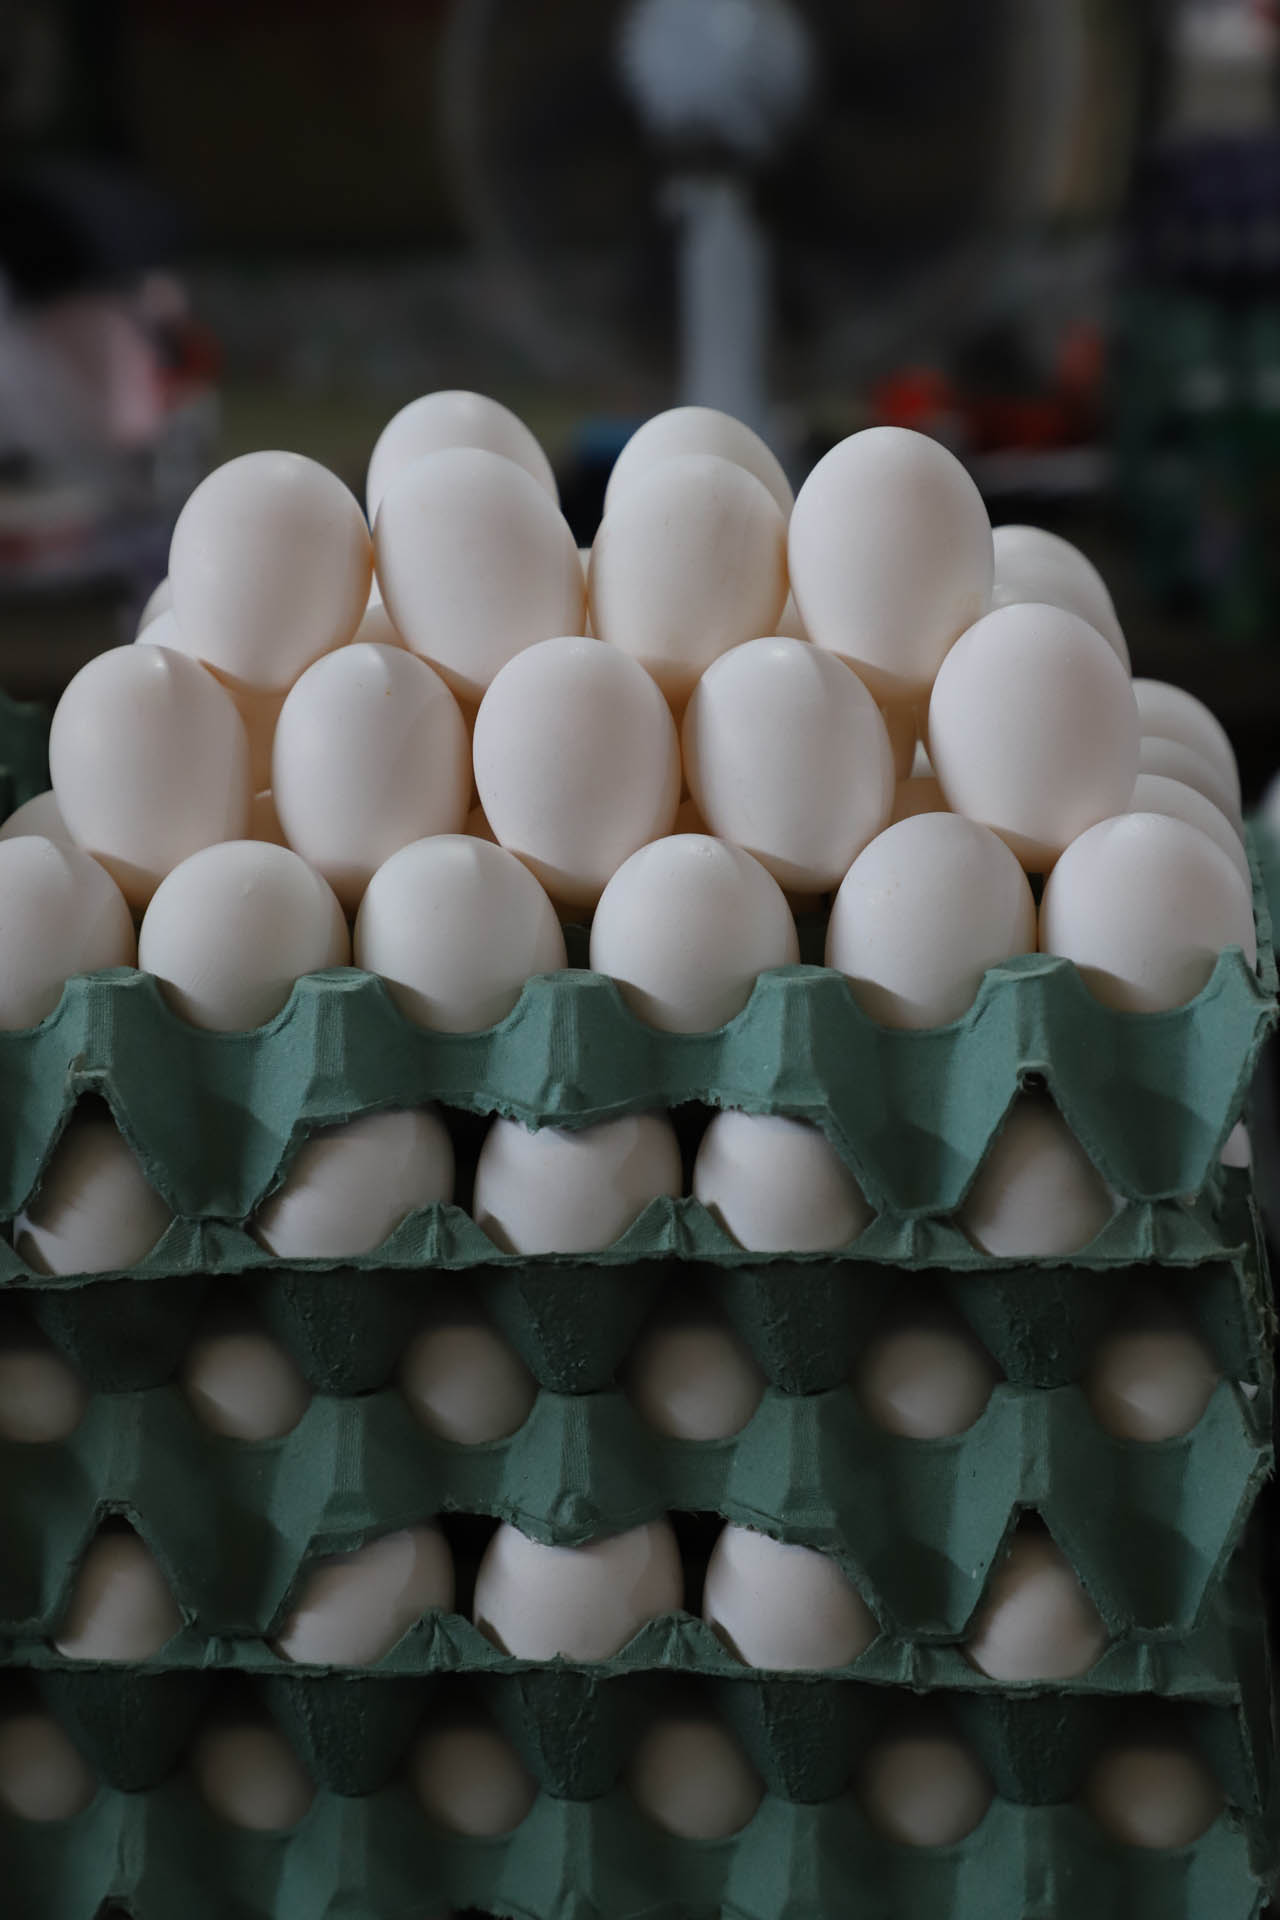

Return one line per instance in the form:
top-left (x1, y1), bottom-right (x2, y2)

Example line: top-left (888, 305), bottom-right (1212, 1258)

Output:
top-left (872, 321), bottom-right (1105, 457)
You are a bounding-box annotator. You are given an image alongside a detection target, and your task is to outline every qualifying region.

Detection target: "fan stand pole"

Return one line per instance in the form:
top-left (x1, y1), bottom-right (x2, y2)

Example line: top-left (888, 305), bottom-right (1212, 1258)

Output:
top-left (666, 172), bottom-right (771, 443)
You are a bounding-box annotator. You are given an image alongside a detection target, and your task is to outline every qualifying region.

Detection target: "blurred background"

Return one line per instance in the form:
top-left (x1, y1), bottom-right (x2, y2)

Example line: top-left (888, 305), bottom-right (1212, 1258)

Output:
top-left (2, 0), bottom-right (1280, 795)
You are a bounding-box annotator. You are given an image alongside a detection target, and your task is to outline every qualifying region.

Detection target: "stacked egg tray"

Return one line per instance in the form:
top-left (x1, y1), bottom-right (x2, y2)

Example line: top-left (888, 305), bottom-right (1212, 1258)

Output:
top-left (0, 839), bottom-right (1277, 1917)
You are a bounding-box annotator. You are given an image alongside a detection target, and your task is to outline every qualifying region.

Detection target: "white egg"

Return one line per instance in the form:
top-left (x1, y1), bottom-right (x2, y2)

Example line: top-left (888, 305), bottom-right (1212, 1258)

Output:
top-left (355, 836), bottom-right (566, 1031)
top-left (1221, 1122), bottom-right (1251, 1167)
top-left (927, 603), bottom-right (1139, 871)
top-left (0, 836), bottom-right (135, 1029)
top-left (138, 841), bottom-right (348, 1032)
top-left (350, 598), bottom-right (407, 650)
top-left (854, 1319), bottom-right (999, 1438)
top-left (0, 791), bottom-right (70, 845)
top-left (589, 836), bottom-right (798, 1033)
top-left (168, 451), bottom-right (372, 692)
top-left (827, 815), bottom-right (1036, 1029)
top-left (1132, 679), bottom-right (1240, 811)
top-left (775, 591), bottom-right (808, 640)
top-left (473, 1520), bottom-right (683, 1660)
top-left (703, 1524), bottom-right (877, 1670)
top-left (0, 1337), bottom-right (87, 1442)
top-left (1086, 1321), bottom-right (1219, 1441)
top-left (624, 1310), bottom-right (765, 1439)
top-left (1084, 1742), bottom-right (1221, 1848)
top-left (182, 1327), bottom-right (310, 1440)
top-left (693, 1110), bottom-right (871, 1251)
top-left (991, 524), bottom-right (1129, 668)
top-left (14, 1109), bottom-right (174, 1276)
top-left (410, 1722), bottom-right (537, 1835)
top-left (682, 639), bottom-right (894, 890)
top-left (787, 427), bottom-right (993, 703)
top-left (959, 1095), bottom-right (1114, 1258)
top-left (400, 1315), bottom-right (537, 1444)
top-left (1137, 736), bottom-right (1242, 833)
top-left (588, 455), bottom-right (788, 705)
top-left (253, 1107), bottom-right (454, 1259)
top-left (49, 644), bottom-right (252, 910)
top-left (274, 1525), bottom-right (454, 1666)
top-left (0, 1715), bottom-right (95, 1821)
top-left (250, 789), bottom-right (286, 846)
top-left (604, 406), bottom-right (793, 517)
top-left (1130, 775), bottom-right (1248, 884)
top-left (272, 644), bottom-right (470, 911)
top-left (374, 448), bottom-right (583, 706)
top-left (626, 1717), bottom-right (764, 1838)
top-left (472, 634), bottom-right (680, 909)
top-left (963, 1529), bottom-right (1107, 1680)
top-left (143, 613), bottom-right (288, 795)
top-left (858, 1730), bottom-right (993, 1845)
top-left (881, 702), bottom-right (917, 782)
top-left (1038, 813), bottom-right (1256, 1012)
top-left (55, 1528), bottom-right (183, 1660)
top-left (192, 1724), bottom-right (314, 1830)
top-left (473, 1112), bottom-right (681, 1255)
top-left (890, 775), bottom-right (948, 824)
top-left (135, 575), bottom-right (173, 634)
top-left (366, 390), bottom-right (557, 520)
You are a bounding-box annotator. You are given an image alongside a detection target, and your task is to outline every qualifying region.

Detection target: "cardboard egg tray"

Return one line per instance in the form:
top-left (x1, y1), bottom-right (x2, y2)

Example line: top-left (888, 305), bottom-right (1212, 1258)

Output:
top-left (0, 689), bottom-right (48, 822)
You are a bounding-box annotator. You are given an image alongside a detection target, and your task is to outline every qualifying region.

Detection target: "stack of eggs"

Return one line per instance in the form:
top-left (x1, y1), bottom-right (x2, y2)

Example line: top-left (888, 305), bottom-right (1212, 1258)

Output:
top-left (0, 395), bottom-right (1271, 1919)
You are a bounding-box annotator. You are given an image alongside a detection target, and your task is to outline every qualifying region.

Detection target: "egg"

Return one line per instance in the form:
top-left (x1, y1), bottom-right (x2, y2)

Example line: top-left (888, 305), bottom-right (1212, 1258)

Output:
top-left (373, 447), bottom-right (584, 706)
top-left (48, 644), bottom-right (252, 910)
top-left (400, 1314), bottom-right (537, 1444)
top-left (410, 1722), bottom-right (537, 1835)
top-left (142, 614), bottom-right (288, 794)
top-left (473, 1520), bottom-right (683, 1660)
top-left (252, 1107), bottom-right (454, 1259)
top-left (703, 1525), bottom-right (877, 1670)
top-left (138, 841), bottom-right (348, 1032)
top-left (1221, 1122), bottom-right (1251, 1168)
top-left (959, 1094), bottom-right (1114, 1258)
top-left (181, 1325), bottom-right (310, 1440)
top-left (927, 603), bottom-right (1139, 871)
top-left (603, 405), bottom-right (793, 517)
top-left (192, 1724), bottom-right (314, 1830)
top-left (1083, 1742), bottom-right (1221, 1848)
top-left (682, 638), bottom-right (894, 890)
top-left (0, 791), bottom-right (70, 845)
top-left (274, 1525), bottom-right (455, 1666)
top-left (854, 1315), bottom-right (999, 1438)
top-left (0, 836), bottom-right (135, 1029)
top-left (1137, 736), bottom-right (1242, 833)
top-left (250, 789), bottom-right (286, 846)
top-left (589, 836), bottom-right (798, 1033)
top-left (693, 1110), bottom-right (871, 1251)
top-left (827, 815), bottom-right (1036, 1029)
top-left (1038, 813), bottom-right (1256, 1012)
top-left (787, 426), bottom-right (993, 703)
top-left (135, 575), bottom-right (173, 634)
top-left (626, 1717), bottom-right (764, 1838)
top-left (890, 775), bottom-right (948, 824)
top-left (350, 597), bottom-right (407, 650)
top-left (881, 703), bottom-right (917, 782)
top-left (366, 389), bottom-right (557, 520)
top-left (55, 1527), bottom-right (183, 1660)
top-left (0, 1715), bottom-right (96, 1822)
top-left (1086, 1316), bottom-right (1219, 1441)
top-left (355, 836), bottom-right (566, 1031)
top-left (963, 1528), bottom-right (1107, 1680)
top-left (473, 1112), bottom-right (681, 1254)
top-left (472, 634), bottom-right (680, 909)
top-left (0, 1335), bottom-right (87, 1442)
top-left (624, 1308), bottom-right (765, 1439)
top-left (14, 1109), bottom-right (174, 1275)
top-left (272, 644), bottom-right (470, 911)
top-left (1129, 774), bottom-right (1249, 885)
top-left (858, 1729), bottom-right (993, 1846)
top-left (776, 591), bottom-right (808, 640)
top-left (588, 455), bottom-right (788, 705)
top-left (167, 451), bottom-right (372, 692)
top-left (990, 524), bottom-right (1129, 668)
top-left (1132, 679), bottom-right (1240, 811)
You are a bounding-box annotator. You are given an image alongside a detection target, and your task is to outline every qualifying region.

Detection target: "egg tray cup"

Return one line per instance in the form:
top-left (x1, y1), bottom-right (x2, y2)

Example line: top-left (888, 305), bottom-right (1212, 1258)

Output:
top-left (0, 1766), bottom-right (1269, 1920)
top-left (0, 689), bottom-right (48, 822)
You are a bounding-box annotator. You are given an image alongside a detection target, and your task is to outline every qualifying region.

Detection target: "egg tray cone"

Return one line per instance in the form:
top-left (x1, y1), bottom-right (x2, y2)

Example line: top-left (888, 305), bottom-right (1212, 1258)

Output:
top-left (0, 1719), bottom-right (1270, 1920)
top-left (0, 689), bottom-right (49, 822)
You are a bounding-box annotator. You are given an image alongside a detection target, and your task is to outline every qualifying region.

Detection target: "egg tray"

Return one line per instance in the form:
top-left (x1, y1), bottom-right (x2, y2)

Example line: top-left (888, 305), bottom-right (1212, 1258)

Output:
top-left (0, 1346), bottom-right (1270, 1648)
top-left (0, 1769), bottom-right (1268, 1920)
top-left (0, 690), bottom-right (48, 823)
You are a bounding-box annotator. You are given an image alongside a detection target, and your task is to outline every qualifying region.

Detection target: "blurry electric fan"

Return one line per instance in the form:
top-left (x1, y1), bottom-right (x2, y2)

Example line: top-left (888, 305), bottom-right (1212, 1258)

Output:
top-left (439, 0), bottom-right (1090, 447)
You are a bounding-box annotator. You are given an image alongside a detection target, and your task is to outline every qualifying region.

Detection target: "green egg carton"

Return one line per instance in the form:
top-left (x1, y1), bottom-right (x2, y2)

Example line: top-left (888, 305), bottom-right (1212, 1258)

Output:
top-left (0, 690), bottom-right (48, 822)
